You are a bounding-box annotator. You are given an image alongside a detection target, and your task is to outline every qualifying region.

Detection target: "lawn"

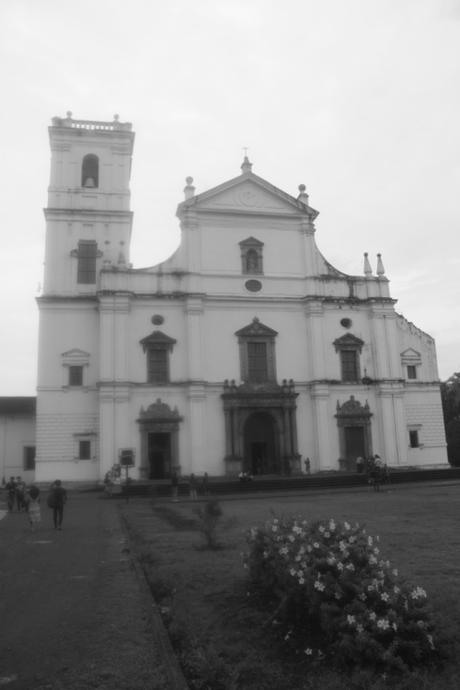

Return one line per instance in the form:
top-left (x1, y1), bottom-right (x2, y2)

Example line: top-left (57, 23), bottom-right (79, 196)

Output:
top-left (121, 481), bottom-right (460, 689)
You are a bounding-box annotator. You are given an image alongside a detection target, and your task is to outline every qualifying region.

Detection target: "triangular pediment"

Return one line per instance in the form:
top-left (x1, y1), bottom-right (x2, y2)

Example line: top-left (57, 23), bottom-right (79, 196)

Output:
top-left (235, 317), bottom-right (278, 339)
top-left (61, 348), bottom-right (90, 358)
top-left (333, 333), bottom-right (364, 352)
top-left (177, 172), bottom-right (319, 219)
top-left (401, 348), bottom-right (421, 363)
top-left (139, 330), bottom-right (177, 351)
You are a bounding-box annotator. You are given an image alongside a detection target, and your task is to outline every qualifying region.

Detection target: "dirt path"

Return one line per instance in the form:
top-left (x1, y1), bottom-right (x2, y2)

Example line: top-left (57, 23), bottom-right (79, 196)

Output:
top-left (0, 492), bottom-right (173, 690)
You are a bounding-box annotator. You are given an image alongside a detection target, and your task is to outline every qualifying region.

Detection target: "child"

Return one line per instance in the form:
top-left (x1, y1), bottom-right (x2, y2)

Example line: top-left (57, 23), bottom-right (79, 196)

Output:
top-left (27, 485), bottom-right (41, 531)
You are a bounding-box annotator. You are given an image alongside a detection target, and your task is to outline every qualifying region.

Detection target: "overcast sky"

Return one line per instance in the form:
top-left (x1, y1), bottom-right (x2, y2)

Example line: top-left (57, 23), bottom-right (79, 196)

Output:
top-left (1, 0), bottom-right (459, 394)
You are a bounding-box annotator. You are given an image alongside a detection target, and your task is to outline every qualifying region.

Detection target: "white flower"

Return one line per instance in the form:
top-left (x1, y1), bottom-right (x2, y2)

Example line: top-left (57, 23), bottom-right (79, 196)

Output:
top-left (279, 547), bottom-right (288, 556)
top-left (369, 555), bottom-right (377, 565)
top-left (298, 577), bottom-right (305, 585)
top-left (324, 531), bottom-right (331, 538)
top-left (367, 536), bottom-right (373, 546)
top-left (272, 526), bottom-right (278, 532)
top-left (348, 535), bottom-right (356, 544)
top-left (369, 612), bottom-right (377, 621)
top-left (339, 540), bottom-right (347, 551)
top-left (427, 634), bottom-right (435, 650)
top-left (313, 542), bottom-right (320, 549)
top-left (344, 521), bottom-right (351, 531)
top-left (327, 556), bottom-right (336, 566)
top-left (304, 648), bottom-right (313, 655)
top-left (318, 525), bottom-right (325, 534)
top-left (392, 568), bottom-right (398, 577)
top-left (290, 568), bottom-right (296, 577)
top-left (393, 585), bottom-right (400, 594)
top-left (337, 562), bottom-right (344, 571)
top-left (346, 563), bottom-right (355, 572)
top-left (288, 535), bottom-right (295, 542)
top-left (329, 519), bottom-right (336, 531)
top-left (373, 547), bottom-right (380, 555)
top-left (314, 580), bottom-right (325, 592)
top-left (377, 618), bottom-right (390, 630)
top-left (381, 592), bottom-right (390, 602)
top-left (411, 586), bottom-right (427, 600)
top-left (392, 622), bottom-right (398, 631)
top-left (357, 624), bottom-right (364, 633)
top-left (347, 614), bottom-right (356, 625)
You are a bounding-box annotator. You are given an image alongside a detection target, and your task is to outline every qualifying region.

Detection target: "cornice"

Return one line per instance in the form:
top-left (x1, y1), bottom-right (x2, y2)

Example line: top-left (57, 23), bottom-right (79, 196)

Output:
top-left (44, 208), bottom-right (133, 219)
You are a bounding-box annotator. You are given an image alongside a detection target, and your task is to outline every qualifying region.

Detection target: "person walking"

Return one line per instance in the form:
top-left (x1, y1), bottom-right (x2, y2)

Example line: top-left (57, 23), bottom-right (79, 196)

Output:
top-left (170, 471), bottom-right (179, 502)
top-left (5, 477), bottom-right (16, 512)
top-left (189, 473), bottom-right (198, 501)
top-left (49, 480), bottom-right (67, 530)
top-left (15, 477), bottom-right (26, 512)
top-left (27, 485), bottom-right (41, 532)
top-left (202, 472), bottom-right (209, 497)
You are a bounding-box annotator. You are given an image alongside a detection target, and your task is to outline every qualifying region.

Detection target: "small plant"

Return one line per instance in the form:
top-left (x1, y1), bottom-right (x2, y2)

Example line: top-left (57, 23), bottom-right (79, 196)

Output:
top-left (194, 499), bottom-right (223, 549)
top-left (244, 516), bottom-right (441, 677)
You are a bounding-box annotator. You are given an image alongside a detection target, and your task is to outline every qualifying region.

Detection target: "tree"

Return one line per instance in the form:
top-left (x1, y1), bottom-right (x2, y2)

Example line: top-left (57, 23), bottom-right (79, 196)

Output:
top-left (441, 373), bottom-right (460, 466)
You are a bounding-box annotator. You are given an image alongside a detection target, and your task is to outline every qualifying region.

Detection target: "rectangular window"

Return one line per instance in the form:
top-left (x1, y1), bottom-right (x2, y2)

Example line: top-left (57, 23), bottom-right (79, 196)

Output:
top-left (79, 440), bottom-right (91, 460)
top-left (341, 350), bottom-right (359, 381)
top-left (409, 430), bottom-right (419, 448)
top-left (68, 365), bottom-right (83, 386)
top-left (407, 365), bottom-right (417, 380)
top-left (23, 446), bottom-right (36, 471)
top-left (148, 348), bottom-right (168, 383)
top-left (247, 341), bottom-right (268, 382)
top-left (77, 240), bottom-right (97, 284)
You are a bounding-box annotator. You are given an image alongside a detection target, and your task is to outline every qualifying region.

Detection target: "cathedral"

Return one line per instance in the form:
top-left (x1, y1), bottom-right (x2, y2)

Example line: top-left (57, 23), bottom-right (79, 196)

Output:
top-left (35, 113), bottom-right (448, 483)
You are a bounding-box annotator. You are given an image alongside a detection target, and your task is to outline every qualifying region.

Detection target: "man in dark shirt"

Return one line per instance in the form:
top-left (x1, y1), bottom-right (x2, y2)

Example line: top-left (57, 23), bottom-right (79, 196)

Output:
top-left (50, 480), bottom-right (67, 530)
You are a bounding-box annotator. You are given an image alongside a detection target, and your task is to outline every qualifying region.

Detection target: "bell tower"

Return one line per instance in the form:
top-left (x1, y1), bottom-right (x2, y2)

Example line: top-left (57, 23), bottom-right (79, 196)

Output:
top-left (43, 112), bottom-right (135, 294)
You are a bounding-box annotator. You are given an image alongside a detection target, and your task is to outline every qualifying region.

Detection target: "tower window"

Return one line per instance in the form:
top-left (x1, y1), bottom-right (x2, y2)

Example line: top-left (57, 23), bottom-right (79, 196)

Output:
top-left (23, 446), bottom-right (36, 471)
top-left (69, 365), bottom-right (83, 386)
top-left (79, 440), bottom-right (91, 460)
top-left (407, 365), bottom-right (417, 380)
top-left (81, 154), bottom-right (99, 188)
top-left (77, 240), bottom-right (97, 284)
top-left (409, 430), bottom-right (420, 448)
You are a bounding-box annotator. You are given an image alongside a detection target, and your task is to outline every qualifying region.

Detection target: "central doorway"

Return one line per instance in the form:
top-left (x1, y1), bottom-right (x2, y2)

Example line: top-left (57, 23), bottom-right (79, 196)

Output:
top-left (344, 426), bottom-right (366, 461)
top-left (244, 412), bottom-right (278, 475)
top-left (148, 432), bottom-right (171, 479)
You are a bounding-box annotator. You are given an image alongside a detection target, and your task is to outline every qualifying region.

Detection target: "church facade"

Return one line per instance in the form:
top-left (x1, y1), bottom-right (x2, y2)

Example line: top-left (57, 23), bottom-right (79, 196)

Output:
top-left (35, 114), bottom-right (448, 482)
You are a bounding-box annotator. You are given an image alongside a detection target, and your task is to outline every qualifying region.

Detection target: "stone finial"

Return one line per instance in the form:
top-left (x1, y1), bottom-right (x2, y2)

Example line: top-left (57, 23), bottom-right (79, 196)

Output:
top-left (184, 176), bottom-right (195, 200)
top-left (376, 253), bottom-right (385, 276)
top-left (241, 156), bottom-right (253, 174)
top-left (66, 111), bottom-right (73, 119)
top-left (363, 252), bottom-right (373, 277)
top-left (297, 184), bottom-right (309, 204)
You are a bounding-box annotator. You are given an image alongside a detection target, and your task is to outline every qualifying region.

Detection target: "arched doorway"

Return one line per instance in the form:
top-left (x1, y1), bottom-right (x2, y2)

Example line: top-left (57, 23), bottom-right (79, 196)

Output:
top-left (243, 412), bottom-right (279, 475)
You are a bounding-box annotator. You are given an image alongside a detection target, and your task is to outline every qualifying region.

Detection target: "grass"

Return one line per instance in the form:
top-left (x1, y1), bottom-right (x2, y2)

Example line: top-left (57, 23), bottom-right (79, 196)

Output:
top-left (121, 481), bottom-right (460, 689)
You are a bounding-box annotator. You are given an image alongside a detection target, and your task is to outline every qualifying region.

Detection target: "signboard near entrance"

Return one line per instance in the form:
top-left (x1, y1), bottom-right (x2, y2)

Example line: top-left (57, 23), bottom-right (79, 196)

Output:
top-left (120, 449), bottom-right (135, 467)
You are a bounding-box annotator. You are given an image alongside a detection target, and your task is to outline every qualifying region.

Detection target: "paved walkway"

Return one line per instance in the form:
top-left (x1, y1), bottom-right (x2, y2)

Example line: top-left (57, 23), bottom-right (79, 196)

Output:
top-left (0, 491), bottom-right (183, 690)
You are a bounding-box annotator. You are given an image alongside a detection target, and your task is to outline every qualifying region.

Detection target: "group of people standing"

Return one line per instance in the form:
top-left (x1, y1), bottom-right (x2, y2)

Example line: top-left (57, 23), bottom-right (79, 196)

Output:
top-left (4, 477), bottom-right (67, 531)
top-left (170, 471), bottom-right (209, 501)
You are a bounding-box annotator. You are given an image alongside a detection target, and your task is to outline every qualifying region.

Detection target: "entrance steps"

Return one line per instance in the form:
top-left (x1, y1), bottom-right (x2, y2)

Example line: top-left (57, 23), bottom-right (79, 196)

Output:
top-left (120, 465), bottom-right (460, 498)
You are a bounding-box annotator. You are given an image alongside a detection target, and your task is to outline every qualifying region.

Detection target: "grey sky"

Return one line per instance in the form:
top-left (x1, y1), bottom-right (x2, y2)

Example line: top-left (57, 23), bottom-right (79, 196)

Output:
top-left (1, 0), bottom-right (459, 394)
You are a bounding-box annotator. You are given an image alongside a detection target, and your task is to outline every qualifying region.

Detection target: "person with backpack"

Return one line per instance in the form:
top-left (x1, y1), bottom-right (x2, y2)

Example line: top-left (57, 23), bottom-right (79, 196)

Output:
top-left (48, 480), bottom-right (67, 530)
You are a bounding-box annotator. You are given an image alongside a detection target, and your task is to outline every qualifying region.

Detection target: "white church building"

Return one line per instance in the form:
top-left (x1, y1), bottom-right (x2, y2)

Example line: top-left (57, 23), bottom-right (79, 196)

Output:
top-left (35, 113), bottom-right (448, 482)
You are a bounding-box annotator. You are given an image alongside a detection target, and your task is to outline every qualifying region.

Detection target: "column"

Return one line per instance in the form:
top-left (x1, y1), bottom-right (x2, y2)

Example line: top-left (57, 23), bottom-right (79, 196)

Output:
top-left (304, 302), bottom-right (326, 380)
top-left (311, 384), bottom-right (334, 471)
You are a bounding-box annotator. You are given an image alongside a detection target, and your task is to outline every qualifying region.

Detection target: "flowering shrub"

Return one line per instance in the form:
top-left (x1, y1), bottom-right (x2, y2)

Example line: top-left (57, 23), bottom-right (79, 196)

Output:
top-left (243, 516), bottom-right (440, 675)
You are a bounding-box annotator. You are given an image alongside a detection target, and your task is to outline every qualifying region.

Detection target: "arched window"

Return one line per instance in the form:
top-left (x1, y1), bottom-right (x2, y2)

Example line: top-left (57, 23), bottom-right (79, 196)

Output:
top-left (81, 154), bottom-right (99, 188)
top-left (239, 237), bottom-right (264, 275)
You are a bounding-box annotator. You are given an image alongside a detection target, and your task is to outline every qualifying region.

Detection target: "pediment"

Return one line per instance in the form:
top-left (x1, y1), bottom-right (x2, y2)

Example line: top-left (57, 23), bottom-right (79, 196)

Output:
top-left (333, 333), bottom-right (364, 352)
top-left (235, 317), bottom-right (278, 339)
top-left (139, 330), bottom-right (177, 351)
top-left (61, 348), bottom-right (90, 358)
top-left (178, 172), bottom-right (319, 219)
top-left (401, 348), bottom-right (421, 363)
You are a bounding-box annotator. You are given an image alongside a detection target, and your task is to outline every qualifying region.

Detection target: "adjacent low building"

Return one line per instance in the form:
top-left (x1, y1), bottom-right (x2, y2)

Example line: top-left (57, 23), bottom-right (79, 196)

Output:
top-left (0, 397), bottom-right (36, 484)
top-left (35, 114), bottom-right (448, 483)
